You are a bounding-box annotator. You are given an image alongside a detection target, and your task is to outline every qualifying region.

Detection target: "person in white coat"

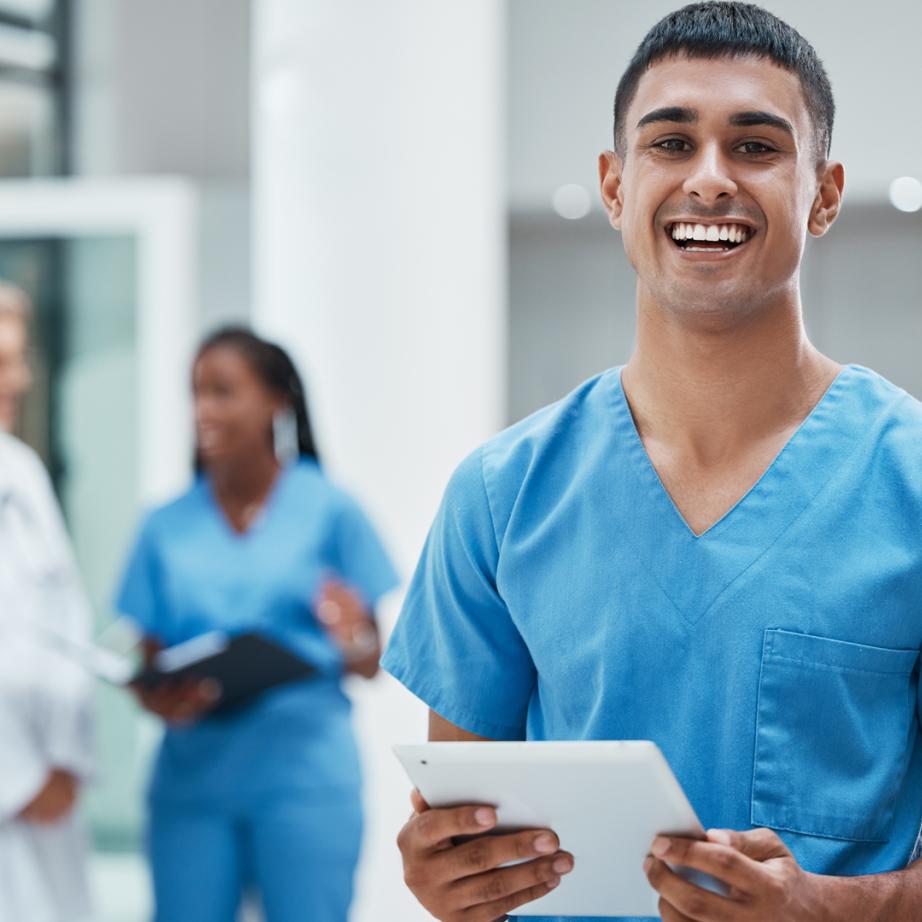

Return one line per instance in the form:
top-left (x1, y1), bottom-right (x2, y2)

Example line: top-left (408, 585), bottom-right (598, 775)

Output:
top-left (0, 282), bottom-right (94, 921)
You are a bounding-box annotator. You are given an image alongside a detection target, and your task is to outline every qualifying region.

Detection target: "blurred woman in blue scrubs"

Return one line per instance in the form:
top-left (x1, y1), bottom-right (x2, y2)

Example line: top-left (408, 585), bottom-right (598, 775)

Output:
top-left (116, 327), bottom-right (399, 922)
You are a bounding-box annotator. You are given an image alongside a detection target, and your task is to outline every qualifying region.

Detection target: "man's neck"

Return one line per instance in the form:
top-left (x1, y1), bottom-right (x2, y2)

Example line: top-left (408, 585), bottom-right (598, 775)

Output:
top-left (621, 294), bottom-right (841, 465)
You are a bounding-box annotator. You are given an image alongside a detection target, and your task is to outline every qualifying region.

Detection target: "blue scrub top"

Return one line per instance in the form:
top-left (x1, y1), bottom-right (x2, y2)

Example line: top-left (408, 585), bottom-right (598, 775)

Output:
top-left (118, 458), bottom-right (399, 807)
top-left (382, 365), bottom-right (922, 921)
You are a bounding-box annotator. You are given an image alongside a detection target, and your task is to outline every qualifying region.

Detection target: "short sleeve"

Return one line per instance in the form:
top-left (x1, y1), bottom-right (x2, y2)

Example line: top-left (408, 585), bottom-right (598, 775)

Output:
top-left (381, 448), bottom-right (536, 739)
top-left (330, 496), bottom-right (400, 607)
top-left (115, 519), bottom-right (164, 638)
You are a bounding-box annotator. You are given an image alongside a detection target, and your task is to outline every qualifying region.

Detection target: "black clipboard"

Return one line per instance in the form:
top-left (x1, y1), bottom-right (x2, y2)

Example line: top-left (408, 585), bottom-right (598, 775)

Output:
top-left (132, 631), bottom-right (317, 713)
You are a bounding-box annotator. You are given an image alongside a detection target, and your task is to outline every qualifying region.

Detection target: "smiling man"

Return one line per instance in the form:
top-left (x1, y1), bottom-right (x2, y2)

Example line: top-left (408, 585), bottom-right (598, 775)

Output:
top-left (382, 3), bottom-right (922, 921)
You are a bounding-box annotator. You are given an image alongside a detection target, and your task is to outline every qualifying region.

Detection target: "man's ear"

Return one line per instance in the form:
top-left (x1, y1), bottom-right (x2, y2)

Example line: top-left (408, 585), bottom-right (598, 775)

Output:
top-left (598, 150), bottom-right (625, 230)
top-left (808, 160), bottom-right (845, 237)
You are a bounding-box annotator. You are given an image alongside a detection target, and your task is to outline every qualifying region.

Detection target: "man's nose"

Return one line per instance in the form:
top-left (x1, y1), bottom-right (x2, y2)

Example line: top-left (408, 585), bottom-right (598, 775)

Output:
top-left (682, 144), bottom-right (737, 205)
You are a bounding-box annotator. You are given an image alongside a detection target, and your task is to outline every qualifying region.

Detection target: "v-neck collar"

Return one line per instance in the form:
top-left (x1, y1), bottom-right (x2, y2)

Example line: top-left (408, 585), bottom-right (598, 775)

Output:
top-left (203, 464), bottom-right (289, 542)
top-left (607, 364), bottom-right (865, 624)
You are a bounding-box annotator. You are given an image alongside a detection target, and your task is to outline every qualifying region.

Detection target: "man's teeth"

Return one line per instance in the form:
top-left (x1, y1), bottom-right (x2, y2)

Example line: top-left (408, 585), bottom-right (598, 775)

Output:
top-left (669, 222), bottom-right (751, 244)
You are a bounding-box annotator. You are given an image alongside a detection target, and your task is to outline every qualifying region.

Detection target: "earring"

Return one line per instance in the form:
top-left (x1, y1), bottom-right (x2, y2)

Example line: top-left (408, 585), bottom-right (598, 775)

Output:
top-left (272, 407), bottom-right (299, 466)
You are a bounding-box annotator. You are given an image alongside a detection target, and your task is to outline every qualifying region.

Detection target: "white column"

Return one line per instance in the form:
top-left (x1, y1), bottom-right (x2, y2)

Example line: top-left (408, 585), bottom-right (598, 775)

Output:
top-left (252, 3), bottom-right (505, 918)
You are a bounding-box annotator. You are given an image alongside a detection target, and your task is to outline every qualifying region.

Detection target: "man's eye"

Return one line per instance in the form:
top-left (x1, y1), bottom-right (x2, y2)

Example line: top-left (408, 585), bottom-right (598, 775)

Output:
top-left (738, 141), bottom-right (775, 154)
top-left (654, 138), bottom-right (690, 153)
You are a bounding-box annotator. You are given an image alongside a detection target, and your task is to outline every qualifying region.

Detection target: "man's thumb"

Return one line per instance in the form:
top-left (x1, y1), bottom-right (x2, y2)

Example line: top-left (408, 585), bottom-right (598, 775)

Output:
top-left (707, 827), bottom-right (788, 860)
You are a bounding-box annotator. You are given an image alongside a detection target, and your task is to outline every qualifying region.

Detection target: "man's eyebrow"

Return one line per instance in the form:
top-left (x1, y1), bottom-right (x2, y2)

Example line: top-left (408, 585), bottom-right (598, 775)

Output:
top-left (728, 111), bottom-right (795, 136)
top-left (634, 107), bottom-right (796, 139)
top-left (636, 106), bottom-right (697, 129)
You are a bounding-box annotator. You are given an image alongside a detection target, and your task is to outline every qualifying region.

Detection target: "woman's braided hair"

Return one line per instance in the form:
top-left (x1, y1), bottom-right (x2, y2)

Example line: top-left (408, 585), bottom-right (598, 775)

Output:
top-left (195, 325), bottom-right (320, 463)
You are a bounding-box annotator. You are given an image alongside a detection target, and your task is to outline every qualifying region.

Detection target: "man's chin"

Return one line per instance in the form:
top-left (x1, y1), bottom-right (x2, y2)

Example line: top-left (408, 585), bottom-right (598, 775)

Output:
top-left (654, 282), bottom-right (766, 327)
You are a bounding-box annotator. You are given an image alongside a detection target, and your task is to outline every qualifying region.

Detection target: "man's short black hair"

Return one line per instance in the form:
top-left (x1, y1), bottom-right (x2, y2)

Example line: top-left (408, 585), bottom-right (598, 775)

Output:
top-left (613, 2), bottom-right (834, 162)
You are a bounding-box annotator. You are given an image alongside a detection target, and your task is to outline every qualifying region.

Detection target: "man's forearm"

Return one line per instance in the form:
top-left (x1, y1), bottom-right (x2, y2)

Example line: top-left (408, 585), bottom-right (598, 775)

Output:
top-left (811, 860), bottom-right (922, 921)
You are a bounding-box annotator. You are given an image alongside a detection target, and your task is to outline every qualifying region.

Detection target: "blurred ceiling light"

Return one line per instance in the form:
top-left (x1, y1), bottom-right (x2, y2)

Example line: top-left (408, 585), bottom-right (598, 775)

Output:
top-left (552, 184), bottom-right (591, 220)
top-left (889, 177), bottom-right (922, 213)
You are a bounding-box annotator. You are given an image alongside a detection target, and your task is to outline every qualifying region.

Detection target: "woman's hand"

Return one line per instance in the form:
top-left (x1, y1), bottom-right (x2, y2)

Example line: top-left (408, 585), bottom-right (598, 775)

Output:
top-left (132, 677), bottom-right (222, 724)
top-left (19, 768), bottom-right (78, 824)
top-left (315, 579), bottom-right (381, 678)
top-left (132, 637), bottom-right (222, 723)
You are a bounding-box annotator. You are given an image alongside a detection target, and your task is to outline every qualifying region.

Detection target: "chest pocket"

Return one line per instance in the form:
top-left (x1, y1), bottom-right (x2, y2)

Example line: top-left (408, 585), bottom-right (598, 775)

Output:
top-left (752, 629), bottom-right (919, 842)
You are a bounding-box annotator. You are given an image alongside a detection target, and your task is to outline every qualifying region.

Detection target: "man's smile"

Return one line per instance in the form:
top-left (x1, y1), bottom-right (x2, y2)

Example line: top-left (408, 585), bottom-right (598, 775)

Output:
top-left (663, 219), bottom-right (757, 260)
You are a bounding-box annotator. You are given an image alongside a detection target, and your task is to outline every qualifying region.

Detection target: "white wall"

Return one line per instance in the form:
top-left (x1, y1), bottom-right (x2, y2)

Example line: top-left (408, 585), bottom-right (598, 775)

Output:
top-left (252, 2), bottom-right (505, 919)
top-left (71, 0), bottom-right (252, 327)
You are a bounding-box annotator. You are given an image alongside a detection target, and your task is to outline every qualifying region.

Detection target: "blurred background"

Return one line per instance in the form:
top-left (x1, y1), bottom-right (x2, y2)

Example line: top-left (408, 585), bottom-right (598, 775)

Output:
top-left (0, 0), bottom-right (918, 919)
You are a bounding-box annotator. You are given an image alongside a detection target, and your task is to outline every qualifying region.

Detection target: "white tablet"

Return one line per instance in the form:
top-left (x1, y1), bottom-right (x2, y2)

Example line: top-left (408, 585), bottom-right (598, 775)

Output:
top-left (394, 740), bottom-right (708, 918)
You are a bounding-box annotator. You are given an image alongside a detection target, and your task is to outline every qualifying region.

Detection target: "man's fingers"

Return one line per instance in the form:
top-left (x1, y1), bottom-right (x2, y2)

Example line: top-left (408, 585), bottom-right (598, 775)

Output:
top-left (651, 835), bottom-right (758, 891)
top-left (645, 857), bottom-right (736, 922)
top-left (450, 849), bottom-right (572, 908)
top-left (433, 829), bottom-right (565, 881)
top-left (395, 803), bottom-right (569, 919)
top-left (400, 804), bottom-right (497, 852)
top-left (465, 876), bottom-right (564, 922)
top-left (658, 899), bottom-right (696, 922)
top-left (706, 826), bottom-right (789, 860)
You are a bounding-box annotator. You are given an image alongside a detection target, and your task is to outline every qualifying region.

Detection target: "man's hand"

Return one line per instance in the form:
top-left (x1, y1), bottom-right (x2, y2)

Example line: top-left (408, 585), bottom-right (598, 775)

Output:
top-left (645, 827), bottom-right (826, 921)
top-left (397, 788), bottom-right (575, 921)
top-left (19, 768), bottom-right (78, 824)
top-left (132, 677), bottom-right (222, 724)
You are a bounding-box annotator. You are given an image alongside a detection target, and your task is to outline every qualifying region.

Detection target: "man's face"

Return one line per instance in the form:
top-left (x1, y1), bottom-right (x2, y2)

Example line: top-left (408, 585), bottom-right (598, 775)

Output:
top-left (601, 54), bottom-right (841, 324)
top-left (0, 313), bottom-right (30, 431)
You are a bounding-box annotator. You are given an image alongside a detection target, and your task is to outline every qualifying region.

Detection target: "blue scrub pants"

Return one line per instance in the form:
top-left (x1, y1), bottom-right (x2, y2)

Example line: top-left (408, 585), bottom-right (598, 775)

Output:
top-left (148, 795), bottom-right (363, 922)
